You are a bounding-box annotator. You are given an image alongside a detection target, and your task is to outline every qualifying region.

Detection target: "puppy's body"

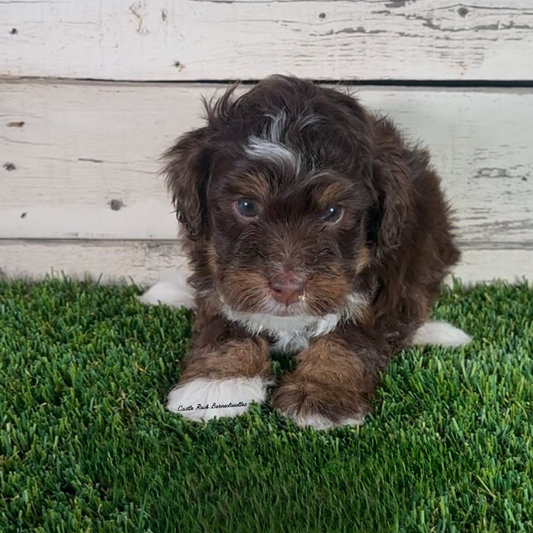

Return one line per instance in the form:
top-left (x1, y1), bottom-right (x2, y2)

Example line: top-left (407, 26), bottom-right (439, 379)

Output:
top-left (151, 76), bottom-right (469, 429)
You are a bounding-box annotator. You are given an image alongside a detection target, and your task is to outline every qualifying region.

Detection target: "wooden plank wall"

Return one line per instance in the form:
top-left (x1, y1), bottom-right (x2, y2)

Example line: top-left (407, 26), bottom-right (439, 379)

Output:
top-left (1, 0), bottom-right (532, 284)
top-left (2, 1), bottom-right (532, 81)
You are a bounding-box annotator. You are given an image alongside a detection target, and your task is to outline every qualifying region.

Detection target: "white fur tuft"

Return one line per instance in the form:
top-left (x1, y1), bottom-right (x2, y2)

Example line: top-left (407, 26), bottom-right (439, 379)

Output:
top-left (139, 276), bottom-right (195, 309)
top-left (222, 307), bottom-right (341, 353)
top-left (222, 291), bottom-right (368, 354)
top-left (166, 377), bottom-right (271, 421)
top-left (266, 111), bottom-right (289, 143)
top-left (245, 137), bottom-right (301, 172)
top-left (412, 320), bottom-right (471, 347)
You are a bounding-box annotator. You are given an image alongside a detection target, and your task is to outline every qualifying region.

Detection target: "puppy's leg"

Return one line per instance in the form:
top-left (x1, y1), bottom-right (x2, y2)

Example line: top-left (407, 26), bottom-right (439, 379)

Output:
top-left (271, 333), bottom-right (385, 430)
top-left (167, 316), bottom-right (273, 422)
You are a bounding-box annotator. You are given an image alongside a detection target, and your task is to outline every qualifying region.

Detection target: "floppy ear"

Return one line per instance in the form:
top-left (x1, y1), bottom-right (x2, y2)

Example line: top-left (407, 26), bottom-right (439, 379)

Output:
top-left (163, 128), bottom-right (212, 241)
top-left (368, 154), bottom-right (413, 253)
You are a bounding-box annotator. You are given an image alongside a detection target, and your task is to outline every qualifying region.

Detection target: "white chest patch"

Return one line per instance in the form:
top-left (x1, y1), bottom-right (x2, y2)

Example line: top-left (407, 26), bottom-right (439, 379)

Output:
top-left (221, 308), bottom-right (342, 353)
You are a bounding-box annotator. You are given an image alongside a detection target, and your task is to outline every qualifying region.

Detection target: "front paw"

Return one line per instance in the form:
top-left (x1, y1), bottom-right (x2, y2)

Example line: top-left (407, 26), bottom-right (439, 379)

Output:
top-left (167, 376), bottom-right (271, 422)
top-left (271, 378), bottom-right (368, 430)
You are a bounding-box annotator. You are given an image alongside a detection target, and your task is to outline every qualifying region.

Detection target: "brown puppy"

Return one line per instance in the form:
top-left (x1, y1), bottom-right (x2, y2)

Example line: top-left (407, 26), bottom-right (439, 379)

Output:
top-left (145, 75), bottom-right (470, 430)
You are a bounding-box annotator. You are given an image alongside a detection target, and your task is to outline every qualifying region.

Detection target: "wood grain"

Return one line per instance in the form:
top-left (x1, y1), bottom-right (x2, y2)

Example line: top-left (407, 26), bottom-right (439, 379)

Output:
top-left (1, 0), bottom-right (532, 81)
top-left (1, 80), bottom-right (532, 247)
top-left (0, 239), bottom-right (188, 286)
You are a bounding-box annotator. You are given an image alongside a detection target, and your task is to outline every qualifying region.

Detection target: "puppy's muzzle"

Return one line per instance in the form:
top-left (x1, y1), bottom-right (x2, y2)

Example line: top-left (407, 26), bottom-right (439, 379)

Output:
top-left (269, 272), bottom-right (306, 306)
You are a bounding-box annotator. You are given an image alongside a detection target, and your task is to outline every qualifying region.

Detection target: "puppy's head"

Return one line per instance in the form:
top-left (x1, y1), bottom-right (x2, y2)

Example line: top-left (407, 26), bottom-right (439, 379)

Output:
top-left (164, 76), bottom-right (411, 318)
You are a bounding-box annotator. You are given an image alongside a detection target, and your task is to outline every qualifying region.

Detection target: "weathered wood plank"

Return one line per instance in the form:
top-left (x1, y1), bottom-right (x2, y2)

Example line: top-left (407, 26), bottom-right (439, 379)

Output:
top-left (1, 0), bottom-right (533, 81)
top-left (0, 240), bottom-right (188, 286)
top-left (1, 80), bottom-right (532, 246)
top-left (1, 240), bottom-right (531, 285)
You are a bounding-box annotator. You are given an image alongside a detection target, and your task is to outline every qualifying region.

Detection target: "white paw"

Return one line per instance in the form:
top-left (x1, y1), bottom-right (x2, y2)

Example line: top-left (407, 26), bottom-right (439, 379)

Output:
top-left (412, 320), bottom-right (471, 348)
top-left (289, 413), bottom-right (365, 430)
top-left (166, 377), bottom-right (270, 421)
top-left (139, 276), bottom-right (195, 309)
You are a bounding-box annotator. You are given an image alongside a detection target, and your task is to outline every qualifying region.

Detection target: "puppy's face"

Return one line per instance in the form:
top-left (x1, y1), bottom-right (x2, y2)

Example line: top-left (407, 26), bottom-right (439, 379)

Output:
top-left (165, 77), bottom-right (405, 318)
top-left (207, 145), bottom-right (372, 317)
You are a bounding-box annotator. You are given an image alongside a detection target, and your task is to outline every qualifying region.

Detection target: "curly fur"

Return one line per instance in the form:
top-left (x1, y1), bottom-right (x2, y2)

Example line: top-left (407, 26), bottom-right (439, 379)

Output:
top-left (156, 75), bottom-right (469, 429)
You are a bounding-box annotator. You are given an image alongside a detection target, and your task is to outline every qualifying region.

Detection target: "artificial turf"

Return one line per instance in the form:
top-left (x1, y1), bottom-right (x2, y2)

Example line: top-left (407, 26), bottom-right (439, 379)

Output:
top-left (0, 277), bottom-right (531, 533)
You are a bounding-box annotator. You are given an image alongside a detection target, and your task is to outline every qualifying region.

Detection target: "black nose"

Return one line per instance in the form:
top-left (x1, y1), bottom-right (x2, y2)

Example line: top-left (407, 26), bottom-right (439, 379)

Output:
top-left (269, 273), bottom-right (305, 306)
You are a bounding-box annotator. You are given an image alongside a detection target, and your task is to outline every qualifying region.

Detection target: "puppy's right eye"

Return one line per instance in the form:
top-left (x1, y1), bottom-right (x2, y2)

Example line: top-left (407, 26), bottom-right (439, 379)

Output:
top-left (235, 198), bottom-right (259, 218)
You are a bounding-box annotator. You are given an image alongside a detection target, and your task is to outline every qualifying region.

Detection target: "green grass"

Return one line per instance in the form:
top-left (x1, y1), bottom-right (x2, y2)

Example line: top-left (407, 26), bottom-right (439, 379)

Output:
top-left (0, 277), bottom-right (532, 533)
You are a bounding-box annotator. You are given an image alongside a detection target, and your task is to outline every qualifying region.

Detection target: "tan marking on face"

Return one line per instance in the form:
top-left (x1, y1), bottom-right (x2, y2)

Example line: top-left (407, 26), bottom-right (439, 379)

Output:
top-left (315, 181), bottom-right (353, 211)
top-left (355, 246), bottom-right (371, 274)
top-left (232, 172), bottom-right (270, 203)
top-left (206, 241), bottom-right (219, 277)
top-left (306, 269), bottom-right (352, 314)
top-left (220, 269), bottom-right (271, 312)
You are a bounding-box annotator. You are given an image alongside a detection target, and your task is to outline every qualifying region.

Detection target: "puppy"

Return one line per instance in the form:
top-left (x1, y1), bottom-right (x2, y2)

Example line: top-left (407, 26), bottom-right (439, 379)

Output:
top-left (146, 75), bottom-right (470, 430)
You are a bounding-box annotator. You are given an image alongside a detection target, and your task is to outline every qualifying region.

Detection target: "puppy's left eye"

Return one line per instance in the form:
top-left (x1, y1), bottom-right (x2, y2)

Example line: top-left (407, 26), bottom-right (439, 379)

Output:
top-left (323, 206), bottom-right (343, 224)
top-left (235, 198), bottom-right (259, 218)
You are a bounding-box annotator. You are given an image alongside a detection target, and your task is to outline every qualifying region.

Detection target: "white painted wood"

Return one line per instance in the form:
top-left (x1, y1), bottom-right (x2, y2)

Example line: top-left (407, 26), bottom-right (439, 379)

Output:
top-left (1, 1), bottom-right (533, 81)
top-left (1, 240), bottom-right (530, 286)
top-left (1, 80), bottom-right (532, 247)
top-left (0, 240), bottom-right (188, 286)
top-left (454, 249), bottom-right (533, 285)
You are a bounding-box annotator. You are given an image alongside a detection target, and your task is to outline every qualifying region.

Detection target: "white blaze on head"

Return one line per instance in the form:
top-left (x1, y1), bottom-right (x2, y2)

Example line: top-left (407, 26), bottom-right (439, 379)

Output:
top-left (244, 111), bottom-right (302, 173)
